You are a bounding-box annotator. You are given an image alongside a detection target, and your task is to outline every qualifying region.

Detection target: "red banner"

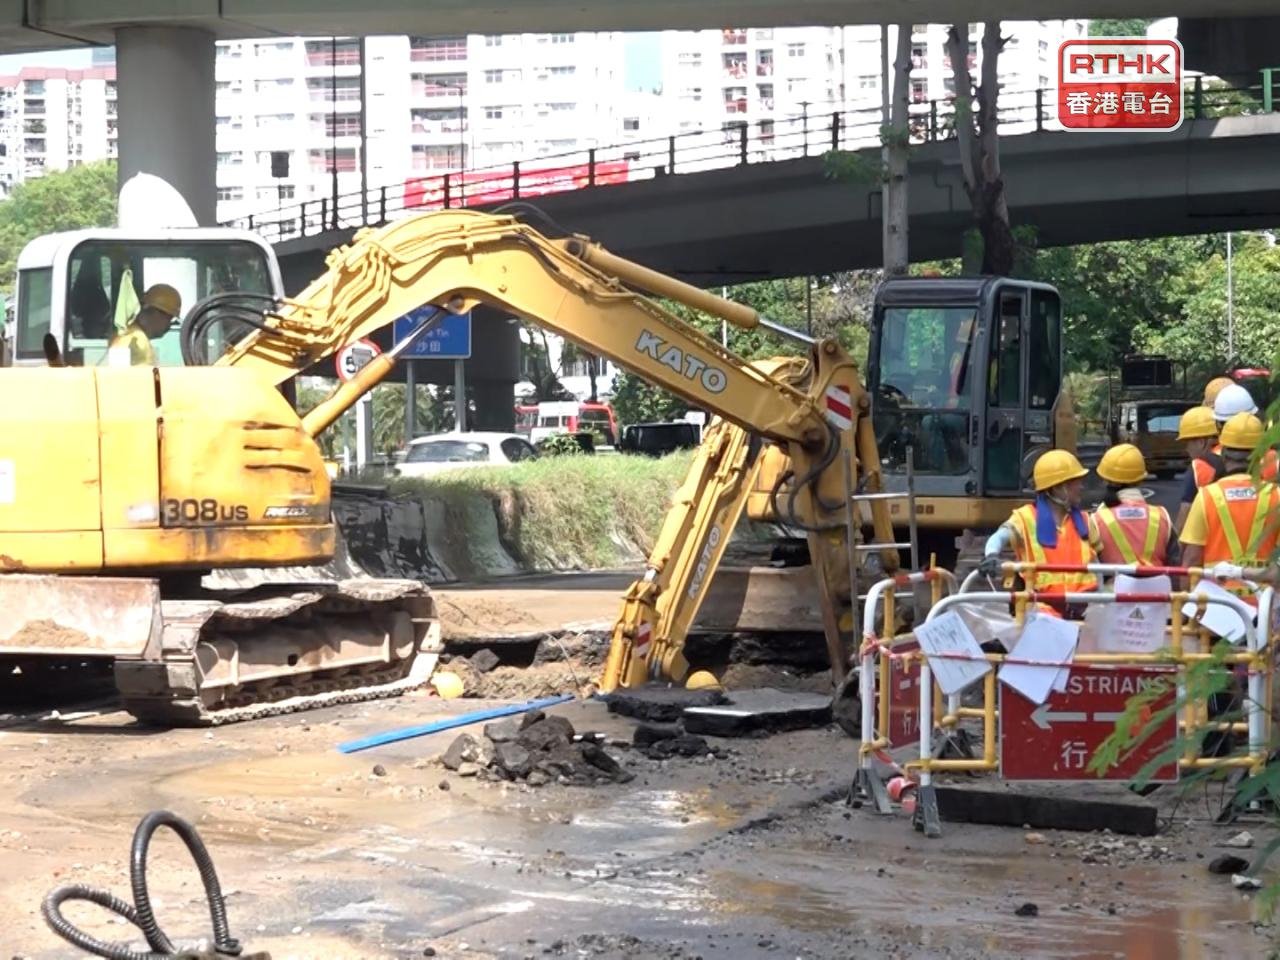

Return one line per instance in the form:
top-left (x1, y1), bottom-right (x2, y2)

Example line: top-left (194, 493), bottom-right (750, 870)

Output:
top-left (403, 160), bottom-right (631, 210)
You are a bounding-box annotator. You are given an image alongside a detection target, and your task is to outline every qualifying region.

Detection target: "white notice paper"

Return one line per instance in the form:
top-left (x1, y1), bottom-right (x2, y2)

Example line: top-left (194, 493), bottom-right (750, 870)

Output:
top-left (1102, 574), bottom-right (1171, 654)
top-left (1182, 579), bottom-right (1253, 645)
top-left (913, 610), bottom-right (992, 696)
top-left (1000, 616), bottom-right (1080, 706)
top-left (0, 459), bottom-right (13, 505)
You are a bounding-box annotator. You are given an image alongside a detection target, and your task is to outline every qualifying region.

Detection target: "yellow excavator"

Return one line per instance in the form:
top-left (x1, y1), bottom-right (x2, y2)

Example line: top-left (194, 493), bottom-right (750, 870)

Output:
top-left (0, 209), bottom-right (902, 723)
top-left (601, 274), bottom-right (1074, 694)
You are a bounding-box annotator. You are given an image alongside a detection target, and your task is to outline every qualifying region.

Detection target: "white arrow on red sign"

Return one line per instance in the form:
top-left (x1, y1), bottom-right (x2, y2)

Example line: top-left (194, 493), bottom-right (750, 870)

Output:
top-left (1030, 704), bottom-right (1132, 730)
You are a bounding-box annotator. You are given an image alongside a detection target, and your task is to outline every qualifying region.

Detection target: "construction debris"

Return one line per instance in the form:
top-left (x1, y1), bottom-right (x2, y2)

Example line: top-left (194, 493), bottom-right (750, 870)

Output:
top-left (441, 711), bottom-right (634, 787)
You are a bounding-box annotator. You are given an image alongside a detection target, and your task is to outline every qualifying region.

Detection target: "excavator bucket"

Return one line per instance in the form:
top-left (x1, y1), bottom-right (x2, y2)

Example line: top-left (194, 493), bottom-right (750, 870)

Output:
top-left (0, 575), bottom-right (161, 659)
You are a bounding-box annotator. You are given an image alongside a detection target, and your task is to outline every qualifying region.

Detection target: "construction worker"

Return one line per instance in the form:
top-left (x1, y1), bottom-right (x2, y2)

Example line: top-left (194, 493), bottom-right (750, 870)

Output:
top-left (980, 449), bottom-right (1101, 616)
top-left (1093, 444), bottom-right (1173, 566)
top-left (106, 283), bottom-right (182, 367)
top-left (1213, 382), bottom-right (1279, 481)
top-left (1174, 406), bottom-right (1223, 533)
top-left (1179, 412), bottom-right (1280, 581)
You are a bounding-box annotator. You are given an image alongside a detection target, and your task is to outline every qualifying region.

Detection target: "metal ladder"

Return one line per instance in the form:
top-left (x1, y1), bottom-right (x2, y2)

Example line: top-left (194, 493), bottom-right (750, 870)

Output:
top-left (841, 445), bottom-right (921, 637)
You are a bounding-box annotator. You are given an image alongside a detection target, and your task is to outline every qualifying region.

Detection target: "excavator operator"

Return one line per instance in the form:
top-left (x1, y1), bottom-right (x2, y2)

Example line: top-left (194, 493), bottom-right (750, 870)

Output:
top-left (106, 283), bottom-right (182, 367)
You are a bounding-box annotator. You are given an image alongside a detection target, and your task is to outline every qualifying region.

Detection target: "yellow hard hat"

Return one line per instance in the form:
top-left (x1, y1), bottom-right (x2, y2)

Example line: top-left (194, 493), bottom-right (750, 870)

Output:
top-left (1219, 412), bottom-right (1265, 451)
top-left (141, 283), bottom-right (182, 318)
top-left (1032, 449), bottom-right (1089, 492)
top-left (1204, 376), bottom-right (1235, 407)
top-left (1177, 405), bottom-right (1218, 441)
top-left (1097, 443), bottom-right (1151, 485)
top-left (685, 670), bottom-right (723, 691)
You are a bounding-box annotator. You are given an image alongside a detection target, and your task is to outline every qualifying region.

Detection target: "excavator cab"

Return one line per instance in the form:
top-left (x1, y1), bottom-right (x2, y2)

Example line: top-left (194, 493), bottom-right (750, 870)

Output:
top-left (867, 277), bottom-right (1065, 558)
top-left (5, 229), bottom-right (281, 368)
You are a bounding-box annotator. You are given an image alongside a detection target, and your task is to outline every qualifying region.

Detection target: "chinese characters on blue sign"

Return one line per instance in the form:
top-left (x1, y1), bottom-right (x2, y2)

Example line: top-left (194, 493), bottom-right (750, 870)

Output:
top-left (392, 306), bottom-right (473, 359)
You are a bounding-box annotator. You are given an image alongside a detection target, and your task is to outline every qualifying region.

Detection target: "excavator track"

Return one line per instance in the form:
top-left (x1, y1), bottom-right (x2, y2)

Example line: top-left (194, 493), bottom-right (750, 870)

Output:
top-left (113, 577), bottom-right (442, 727)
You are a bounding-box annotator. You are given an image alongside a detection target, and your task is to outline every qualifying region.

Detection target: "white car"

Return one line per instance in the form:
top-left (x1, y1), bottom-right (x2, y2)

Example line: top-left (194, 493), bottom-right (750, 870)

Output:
top-left (394, 432), bottom-right (539, 479)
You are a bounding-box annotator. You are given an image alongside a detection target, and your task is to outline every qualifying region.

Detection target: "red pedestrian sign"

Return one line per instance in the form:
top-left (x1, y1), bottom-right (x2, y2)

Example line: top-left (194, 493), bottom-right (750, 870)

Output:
top-left (1000, 665), bottom-right (1178, 782)
top-left (878, 639), bottom-right (921, 749)
top-left (1057, 38), bottom-right (1183, 132)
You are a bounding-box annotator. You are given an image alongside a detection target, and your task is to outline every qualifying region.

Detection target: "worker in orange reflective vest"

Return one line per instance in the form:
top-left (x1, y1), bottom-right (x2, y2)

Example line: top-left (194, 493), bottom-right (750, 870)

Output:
top-left (980, 449), bottom-right (1101, 616)
top-left (1180, 413), bottom-right (1280, 589)
top-left (1092, 444), bottom-right (1174, 566)
top-left (1174, 406), bottom-right (1223, 533)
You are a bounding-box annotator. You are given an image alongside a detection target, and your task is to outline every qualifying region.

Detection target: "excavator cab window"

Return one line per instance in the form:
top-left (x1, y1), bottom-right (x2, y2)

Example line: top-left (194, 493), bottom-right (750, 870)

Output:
top-left (983, 290), bottom-right (1028, 492)
top-left (14, 266), bottom-right (52, 360)
top-left (59, 240), bottom-right (274, 367)
top-left (873, 305), bottom-right (976, 476)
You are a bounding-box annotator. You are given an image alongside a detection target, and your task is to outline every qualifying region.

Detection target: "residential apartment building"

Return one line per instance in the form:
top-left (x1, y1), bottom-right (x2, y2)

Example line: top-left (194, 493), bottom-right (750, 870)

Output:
top-left (657, 20), bottom-right (1088, 147)
top-left (210, 32), bottom-right (654, 224)
top-left (0, 66), bottom-right (116, 196)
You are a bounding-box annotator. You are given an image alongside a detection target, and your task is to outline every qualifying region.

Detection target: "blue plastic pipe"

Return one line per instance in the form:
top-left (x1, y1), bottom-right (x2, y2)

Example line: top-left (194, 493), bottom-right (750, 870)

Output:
top-left (337, 693), bottom-right (575, 754)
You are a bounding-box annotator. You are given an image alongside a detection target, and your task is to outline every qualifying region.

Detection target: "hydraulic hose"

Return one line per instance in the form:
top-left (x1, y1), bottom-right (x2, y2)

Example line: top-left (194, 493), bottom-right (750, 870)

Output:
top-left (42, 810), bottom-right (244, 960)
top-left (180, 292), bottom-right (280, 366)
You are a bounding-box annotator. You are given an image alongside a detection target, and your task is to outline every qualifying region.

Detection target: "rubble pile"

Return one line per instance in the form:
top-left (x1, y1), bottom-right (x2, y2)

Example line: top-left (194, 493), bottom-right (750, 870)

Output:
top-left (440, 710), bottom-right (634, 787)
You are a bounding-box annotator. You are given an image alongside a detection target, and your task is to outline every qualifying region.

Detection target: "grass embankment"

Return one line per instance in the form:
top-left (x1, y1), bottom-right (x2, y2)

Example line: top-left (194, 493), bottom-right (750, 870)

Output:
top-left (387, 452), bottom-right (694, 572)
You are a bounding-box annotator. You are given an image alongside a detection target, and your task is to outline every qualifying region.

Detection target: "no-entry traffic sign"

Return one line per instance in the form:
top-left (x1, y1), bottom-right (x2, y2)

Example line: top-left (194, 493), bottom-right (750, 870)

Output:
top-left (1000, 665), bottom-right (1178, 782)
top-left (878, 639), bottom-right (921, 749)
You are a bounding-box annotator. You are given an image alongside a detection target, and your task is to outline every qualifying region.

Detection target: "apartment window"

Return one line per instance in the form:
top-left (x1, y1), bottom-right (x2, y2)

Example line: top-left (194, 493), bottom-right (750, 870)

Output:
top-left (257, 40), bottom-right (294, 56)
top-left (624, 150), bottom-right (641, 161)
top-left (549, 65), bottom-right (576, 76)
top-left (106, 81), bottom-right (116, 98)
top-left (541, 139), bottom-right (577, 153)
top-left (787, 43), bottom-right (805, 58)
top-left (858, 74), bottom-right (878, 90)
top-left (551, 33), bottom-right (574, 44)
top-left (760, 119), bottom-right (775, 142)
top-left (216, 46), bottom-right (242, 60)
top-left (411, 36), bottom-right (467, 61)
top-left (23, 80), bottom-right (44, 95)
top-left (485, 35), bottom-right (503, 47)
top-left (548, 102), bottom-right (575, 112)
top-left (258, 185), bottom-right (296, 201)
top-left (911, 79), bottom-right (927, 103)
top-left (411, 143), bottom-right (462, 170)
top-left (215, 80), bottom-right (235, 95)
top-left (756, 50), bottom-right (773, 76)
top-left (481, 141), bottom-right (522, 153)
top-left (1038, 39), bottom-right (1049, 54)
top-left (309, 147), bottom-right (358, 173)
top-left (216, 187), bottom-right (243, 202)
top-left (786, 78), bottom-right (806, 95)
top-left (301, 76), bottom-right (358, 102)
top-left (623, 117), bottom-right (639, 131)
top-left (216, 151), bottom-right (243, 167)
top-left (323, 115), bottom-right (362, 137)
top-left (412, 73), bottom-right (466, 97)
top-left (680, 86), bottom-right (703, 102)
top-left (485, 106), bottom-right (504, 120)
top-left (305, 39), bottom-right (360, 66)
top-left (484, 69), bottom-right (504, 84)
top-left (677, 52), bottom-right (702, 67)
top-left (723, 52), bottom-right (747, 78)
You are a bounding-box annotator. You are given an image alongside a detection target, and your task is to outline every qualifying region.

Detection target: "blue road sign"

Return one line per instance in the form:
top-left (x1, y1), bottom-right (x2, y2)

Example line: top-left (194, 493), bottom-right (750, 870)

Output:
top-left (393, 307), bottom-right (472, 359)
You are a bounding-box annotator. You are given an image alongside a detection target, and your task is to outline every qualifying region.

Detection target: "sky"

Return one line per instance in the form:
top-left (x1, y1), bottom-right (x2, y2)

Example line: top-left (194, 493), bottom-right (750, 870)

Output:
top-left (0, 47), bottom-right (95, 72)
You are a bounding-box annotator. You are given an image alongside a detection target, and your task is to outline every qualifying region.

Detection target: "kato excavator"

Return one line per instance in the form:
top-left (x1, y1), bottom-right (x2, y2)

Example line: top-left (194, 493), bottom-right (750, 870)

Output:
top-left (0, 208), bottom-right (900, 723)
top-left (601, 275), bottom-right (1073, 693)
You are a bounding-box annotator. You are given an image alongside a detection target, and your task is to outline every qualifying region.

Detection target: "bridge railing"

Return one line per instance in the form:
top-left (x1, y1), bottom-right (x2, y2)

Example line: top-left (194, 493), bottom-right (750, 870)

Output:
top-left (226, 72), bottom-right (1279, 246)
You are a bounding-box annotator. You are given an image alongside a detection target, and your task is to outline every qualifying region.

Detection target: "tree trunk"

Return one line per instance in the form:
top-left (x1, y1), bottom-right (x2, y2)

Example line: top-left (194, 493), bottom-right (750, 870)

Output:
top-left (882, 25), bottom-right (912, 275)
top-left (946, 21), bottom-right (1015, 275)
top-left (587, 354), bottom-right (599, 402)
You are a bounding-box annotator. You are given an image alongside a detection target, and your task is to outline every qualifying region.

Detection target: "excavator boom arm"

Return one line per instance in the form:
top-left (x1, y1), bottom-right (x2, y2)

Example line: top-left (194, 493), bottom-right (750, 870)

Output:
top-left (212, 209), bottom-right (897, 689)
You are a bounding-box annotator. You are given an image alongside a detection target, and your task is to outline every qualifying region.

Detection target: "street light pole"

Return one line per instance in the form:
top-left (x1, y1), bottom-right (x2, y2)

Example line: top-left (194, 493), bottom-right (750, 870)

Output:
top-left (457, 83), bottom-right (466, 206)
top-left (1227, 231), bottom-right (1234, 362)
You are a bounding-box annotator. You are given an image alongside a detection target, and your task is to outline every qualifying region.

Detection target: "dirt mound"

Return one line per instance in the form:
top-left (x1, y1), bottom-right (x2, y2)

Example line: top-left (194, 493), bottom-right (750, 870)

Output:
top-left (4, 619), bottom-right (91, 648)
top-left (440, 710), bottom-right (633, 787)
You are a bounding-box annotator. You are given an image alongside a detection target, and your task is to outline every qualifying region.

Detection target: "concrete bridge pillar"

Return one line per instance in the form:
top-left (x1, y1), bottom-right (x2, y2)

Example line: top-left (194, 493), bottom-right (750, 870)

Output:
top-left (115, 26), bottom-right (217, 225)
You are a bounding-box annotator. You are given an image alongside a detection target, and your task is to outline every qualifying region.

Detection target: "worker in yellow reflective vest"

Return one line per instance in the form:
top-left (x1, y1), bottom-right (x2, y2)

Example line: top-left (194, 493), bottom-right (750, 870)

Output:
top-left (1181, 413), bottom-right (1280, 606)
top-left (1092, 443), bottom-right (1174, 567)
top-left (980, 449), bottom-right (1102, 617)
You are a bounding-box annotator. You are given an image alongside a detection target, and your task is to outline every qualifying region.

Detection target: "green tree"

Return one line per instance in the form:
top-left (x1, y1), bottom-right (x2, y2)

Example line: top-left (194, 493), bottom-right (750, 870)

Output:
top-left (1088, 19), bottom-right (1155, 37)
top-left (0, 161), bottom-right (117, 293)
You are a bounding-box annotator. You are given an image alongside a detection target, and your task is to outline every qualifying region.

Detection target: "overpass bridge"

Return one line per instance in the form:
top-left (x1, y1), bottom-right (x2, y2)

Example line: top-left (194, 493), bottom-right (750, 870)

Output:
top-left (244, 82), bottom-right (1280, 290)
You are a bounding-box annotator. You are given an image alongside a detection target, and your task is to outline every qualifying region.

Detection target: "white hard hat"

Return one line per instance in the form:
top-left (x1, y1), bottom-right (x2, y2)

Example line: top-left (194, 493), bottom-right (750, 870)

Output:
top-left (1213, 383), bottom-right (1258, 423)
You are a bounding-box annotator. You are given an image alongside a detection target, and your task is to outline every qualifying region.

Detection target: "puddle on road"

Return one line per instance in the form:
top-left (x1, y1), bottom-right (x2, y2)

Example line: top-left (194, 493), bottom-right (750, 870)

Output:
top-left (705, 839), bottom-right (1265, 959)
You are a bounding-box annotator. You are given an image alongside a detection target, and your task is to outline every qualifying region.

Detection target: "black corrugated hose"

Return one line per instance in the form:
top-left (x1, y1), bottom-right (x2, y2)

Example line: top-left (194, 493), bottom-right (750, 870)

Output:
top-left (42, 810), bottom-right (244, 959)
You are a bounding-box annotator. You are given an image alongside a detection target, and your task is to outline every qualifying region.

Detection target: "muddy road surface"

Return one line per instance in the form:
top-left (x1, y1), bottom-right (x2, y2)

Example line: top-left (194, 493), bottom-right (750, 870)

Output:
top-left (1, 688), bottom-right (1275, 960)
